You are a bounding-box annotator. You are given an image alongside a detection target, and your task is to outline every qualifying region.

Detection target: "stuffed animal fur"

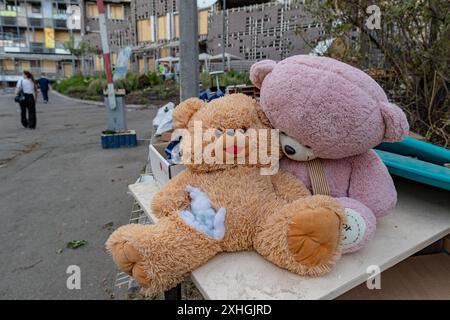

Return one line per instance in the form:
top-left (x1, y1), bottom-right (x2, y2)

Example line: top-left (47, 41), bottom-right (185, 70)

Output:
top-left (106, 94), bottom-right (346, 294)
top-left (250, 55), bottom-right (409, 254)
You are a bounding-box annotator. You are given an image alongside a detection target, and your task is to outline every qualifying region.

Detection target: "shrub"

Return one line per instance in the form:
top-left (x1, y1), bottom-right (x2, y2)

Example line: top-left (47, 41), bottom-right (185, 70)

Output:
top-left (147, 71), bottom-right (162, 86)
top-left (84, 95), bottom-right (103, 101)
top-left (114, 78), bottom-right (130, 93)
top-left (64, 84), bottom-right (88, 96)
top-left (199, 70), bottom-right (251, 90)
top-left (125, 72), bottom-right (140, 91)
top-left (137, 74), bottom-right (151, 89)
top-left (53, 76), bottom-right (88, 94)
top-left (222, 70), bottom-right (251, 86)
top-left (114, 76), bottom-right (139, 93)
top-left (87, 78), bottom-right (106, 96)
top-left (200, 72), bottom-right (210, 89)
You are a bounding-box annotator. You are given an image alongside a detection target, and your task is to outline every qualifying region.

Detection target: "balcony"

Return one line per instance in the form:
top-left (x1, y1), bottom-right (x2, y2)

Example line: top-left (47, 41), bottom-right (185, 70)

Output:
top-left (17, 16), bottom-right (28, 27)
top-left (53, 19), bottom-right (68, 29)
top-left (29, 42), bottom-right (45, 53)
top-left (28, 17), bottom-right (43, 28)
top-left (1, 44), bottom-right (25, 54)
top-left (0, 39), bottom-right (69, 55)
top-left (0, 16), bottom-right (18, 26)
top-left (0, 65), bottom-right (66, 81)
top-left (52, 11), bottom-right (81, 30)
top-left (55, 42), bottom-right (70, 55)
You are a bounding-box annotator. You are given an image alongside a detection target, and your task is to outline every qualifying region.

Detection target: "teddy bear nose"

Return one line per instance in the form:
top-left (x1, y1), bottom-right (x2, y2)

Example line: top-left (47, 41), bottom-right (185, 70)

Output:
top-left (284, 145), bottom-right (296, 155)
top-left (226, 129), bottom-right (235, 136)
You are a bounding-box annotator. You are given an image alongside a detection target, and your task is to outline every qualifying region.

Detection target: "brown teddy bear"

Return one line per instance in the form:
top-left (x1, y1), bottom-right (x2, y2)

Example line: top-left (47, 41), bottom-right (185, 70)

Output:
top-left (106, 94), bottom-right (345, 294)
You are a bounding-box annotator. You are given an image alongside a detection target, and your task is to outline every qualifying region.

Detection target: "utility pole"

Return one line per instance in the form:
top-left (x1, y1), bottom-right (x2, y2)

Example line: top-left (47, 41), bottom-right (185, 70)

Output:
top-left (222, 0), bottom-right (226, 72)
top-left (179, 0), bottom-right (199, 100)
top-left (165, 3), bottom-right (199, 300)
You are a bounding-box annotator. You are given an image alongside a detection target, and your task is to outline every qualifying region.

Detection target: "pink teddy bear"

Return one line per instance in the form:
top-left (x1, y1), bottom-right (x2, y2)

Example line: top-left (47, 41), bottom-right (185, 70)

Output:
top-left (250, 55), bottom-right (409, 253)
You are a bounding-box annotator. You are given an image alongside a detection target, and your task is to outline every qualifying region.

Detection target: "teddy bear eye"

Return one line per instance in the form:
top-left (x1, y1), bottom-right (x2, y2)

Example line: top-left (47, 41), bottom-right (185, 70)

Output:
top-left (215, 129), bottom-right (223, 137)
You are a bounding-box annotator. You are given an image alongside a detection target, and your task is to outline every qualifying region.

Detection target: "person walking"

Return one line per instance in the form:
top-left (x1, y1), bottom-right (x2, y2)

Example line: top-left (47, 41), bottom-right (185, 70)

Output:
top-left (37, 74), bottom-right (51, 103)
top-left (16, 70), bottom-right (38, 129)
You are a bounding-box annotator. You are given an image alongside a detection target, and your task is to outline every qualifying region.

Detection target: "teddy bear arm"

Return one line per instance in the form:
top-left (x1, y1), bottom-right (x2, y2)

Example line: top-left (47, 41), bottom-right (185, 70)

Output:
top-left (151, 172), bottom-right (193, 217)
top-left (348, 150), bottom-right (397, 218)
top-left (270, 170), bottom-right (311, 202)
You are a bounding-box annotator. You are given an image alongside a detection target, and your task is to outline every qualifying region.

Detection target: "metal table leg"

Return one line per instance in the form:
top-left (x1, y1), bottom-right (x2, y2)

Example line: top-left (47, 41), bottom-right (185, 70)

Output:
top-left (164, 284), bottom-right (182, 300)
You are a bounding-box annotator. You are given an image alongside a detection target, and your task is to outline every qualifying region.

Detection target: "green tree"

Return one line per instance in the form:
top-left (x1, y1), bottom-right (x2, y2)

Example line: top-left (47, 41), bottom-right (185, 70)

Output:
top-left (298, 0), bottom-right (450, 147)
top-left (63, 36), bottom-right (96, 75)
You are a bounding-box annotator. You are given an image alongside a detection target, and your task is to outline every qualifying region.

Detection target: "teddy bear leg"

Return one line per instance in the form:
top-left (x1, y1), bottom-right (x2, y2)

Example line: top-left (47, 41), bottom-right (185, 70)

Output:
top-left (337, 197), bottom-right (377, 254)
top-left (254, 195), bottom-right (345, 276)
top-left (106, 215), bottom-right (222, 294)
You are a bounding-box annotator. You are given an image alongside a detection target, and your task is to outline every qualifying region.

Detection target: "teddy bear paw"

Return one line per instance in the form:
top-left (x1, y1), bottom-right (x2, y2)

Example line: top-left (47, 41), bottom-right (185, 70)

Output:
top-left (107, 228), bottom-right (150, 287)
top-left (287, 207), bottom-right (341, 267)
top-left (111, 241), bottom-right (149, 286)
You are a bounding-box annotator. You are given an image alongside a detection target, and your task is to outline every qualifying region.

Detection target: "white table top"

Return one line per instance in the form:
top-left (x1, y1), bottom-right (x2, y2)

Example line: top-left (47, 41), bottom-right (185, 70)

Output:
top-left (129, 177), bottom-right (450, 300)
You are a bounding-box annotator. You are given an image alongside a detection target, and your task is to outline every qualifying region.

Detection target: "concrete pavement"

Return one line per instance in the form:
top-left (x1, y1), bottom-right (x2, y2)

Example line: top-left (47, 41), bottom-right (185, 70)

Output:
top-left (0, 92), bottom-right (157, 299)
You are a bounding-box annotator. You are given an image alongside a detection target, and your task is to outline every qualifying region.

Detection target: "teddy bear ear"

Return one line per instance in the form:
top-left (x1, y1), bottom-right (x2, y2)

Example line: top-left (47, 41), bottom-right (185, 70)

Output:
top-left (381, 102), bottom-right (409, 142)
top-left (173, 98), bottom-right (205, 128)
top-left (250, 60), bottom-right (276, 89)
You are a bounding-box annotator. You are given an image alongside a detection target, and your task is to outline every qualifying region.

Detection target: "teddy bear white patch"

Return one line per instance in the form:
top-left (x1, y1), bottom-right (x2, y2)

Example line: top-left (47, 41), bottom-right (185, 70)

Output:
top-left (179, 185), bottom-right (226, 240)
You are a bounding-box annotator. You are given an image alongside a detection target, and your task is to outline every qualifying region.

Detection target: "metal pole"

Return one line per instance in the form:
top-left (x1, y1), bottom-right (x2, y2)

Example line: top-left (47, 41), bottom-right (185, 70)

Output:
top-left (222, 0), bottom-right (226, 72)
top-left (96, 0), bottom-right (116, 110)
top-left (179, 0), bottom-right (199, 100)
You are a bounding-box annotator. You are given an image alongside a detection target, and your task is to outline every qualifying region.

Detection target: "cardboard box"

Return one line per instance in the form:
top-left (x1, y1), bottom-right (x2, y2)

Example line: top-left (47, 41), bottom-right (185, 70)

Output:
top-left (148, 142), bottom-right (185, 185)
top-left (159, 130), bottom-right (174, 142)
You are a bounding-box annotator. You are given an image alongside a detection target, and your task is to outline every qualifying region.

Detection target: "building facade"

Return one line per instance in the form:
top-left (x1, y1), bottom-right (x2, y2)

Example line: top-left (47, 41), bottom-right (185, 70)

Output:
top-left (81, 0), bottom-right (133, 74)
top-left (207, 0), bottom-right (323, 61)
top-left (128, 0), bottom-right (323, 73)
top-left (130, 0), bottom-right (210, 74)
top-left (0, 0), bottom-right (82, 86)
top-left (0, 0), bottom-right (325, 85)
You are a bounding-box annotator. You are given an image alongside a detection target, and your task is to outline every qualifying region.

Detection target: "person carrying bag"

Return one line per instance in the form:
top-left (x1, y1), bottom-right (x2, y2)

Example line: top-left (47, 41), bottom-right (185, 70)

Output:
top-left (15, 71), bottom-right (38, 129)
top-left (14, 79), bottom-right (25, 103)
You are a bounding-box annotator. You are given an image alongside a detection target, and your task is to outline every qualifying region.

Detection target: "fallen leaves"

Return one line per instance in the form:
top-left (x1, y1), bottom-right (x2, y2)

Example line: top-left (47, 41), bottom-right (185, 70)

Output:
top-left (102, 222), bottom-right (114, 231)
top-left (66, 240), bottom-right (87, 249)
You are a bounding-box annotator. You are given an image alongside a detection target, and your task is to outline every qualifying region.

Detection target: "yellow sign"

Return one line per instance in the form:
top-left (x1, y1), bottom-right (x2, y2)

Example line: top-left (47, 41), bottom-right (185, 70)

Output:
top-left (44, 28), bottom-right (55, 49)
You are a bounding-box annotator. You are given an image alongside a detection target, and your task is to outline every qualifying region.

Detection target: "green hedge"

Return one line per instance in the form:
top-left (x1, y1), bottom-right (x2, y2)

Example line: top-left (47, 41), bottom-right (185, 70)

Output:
top-left (54, 72), bottom-right (165, 96)
top-left (200, 70), bottom-right (251, 89)
top-left (53, 76), bottom-right (98, 94)
top-left (55, 70), bottom-right (249, 99)
top-left (87, 78), bottom-right (107, 95)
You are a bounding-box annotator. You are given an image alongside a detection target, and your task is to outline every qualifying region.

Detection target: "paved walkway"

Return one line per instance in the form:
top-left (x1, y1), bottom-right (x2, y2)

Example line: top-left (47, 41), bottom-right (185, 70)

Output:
top-left (0, 92), bottom-right (156, 299)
